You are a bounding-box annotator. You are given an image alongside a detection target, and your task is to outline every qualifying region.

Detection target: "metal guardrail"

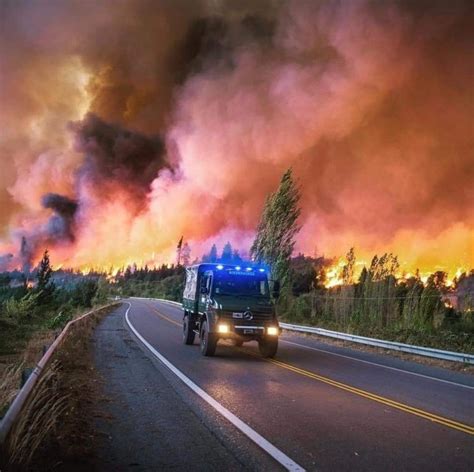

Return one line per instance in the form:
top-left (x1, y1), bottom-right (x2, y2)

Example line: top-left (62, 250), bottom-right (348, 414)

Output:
top-left (280, 322), bottom-right (474, 364)
top-left (0, 302), bottom-right (118, 446)
top-left (134, 298), bottom-right (474, 364)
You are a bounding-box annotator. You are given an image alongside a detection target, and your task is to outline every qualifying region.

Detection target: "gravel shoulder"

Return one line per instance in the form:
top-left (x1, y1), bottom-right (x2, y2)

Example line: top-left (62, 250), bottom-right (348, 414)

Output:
top-left (92, 303), bottom-right (278, 471)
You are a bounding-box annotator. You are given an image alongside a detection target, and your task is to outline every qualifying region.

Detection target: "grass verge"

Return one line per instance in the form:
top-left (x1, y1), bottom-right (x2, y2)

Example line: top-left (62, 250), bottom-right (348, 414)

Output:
top-left (1, 303), bottom-right (117, 471)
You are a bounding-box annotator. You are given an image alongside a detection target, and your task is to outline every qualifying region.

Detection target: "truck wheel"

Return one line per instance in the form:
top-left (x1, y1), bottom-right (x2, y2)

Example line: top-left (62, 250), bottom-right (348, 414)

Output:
top-left (183, 314), bottom-right (195, 345)
top-left (200, 320), bottom-right (217, 356)
top-left (258, 337), bottom-right (278, 358)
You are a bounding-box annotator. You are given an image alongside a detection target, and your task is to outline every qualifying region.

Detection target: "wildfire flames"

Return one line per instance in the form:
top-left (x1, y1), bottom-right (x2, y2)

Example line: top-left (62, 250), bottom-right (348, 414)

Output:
top-left (322, 258), bottom-right (468, 289)
top-left (0, 1), bottom-right (472, 278)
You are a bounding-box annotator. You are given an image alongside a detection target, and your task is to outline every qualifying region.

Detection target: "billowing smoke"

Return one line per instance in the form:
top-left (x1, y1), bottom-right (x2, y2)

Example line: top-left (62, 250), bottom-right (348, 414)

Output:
top-left (0, 0), bottom-right (472, 275)
top-left (70, 113), bottom-right (167, 208)
top-left (41, 193), bottom-right (78, 242)
top-left (11, 194), bottom-right (78, 272)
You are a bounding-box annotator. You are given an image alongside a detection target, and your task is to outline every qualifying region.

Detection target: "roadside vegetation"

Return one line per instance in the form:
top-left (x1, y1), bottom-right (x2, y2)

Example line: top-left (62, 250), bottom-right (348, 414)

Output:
top-left (111, 264), bottom-right (185, 301)
top-left (282, 254), bottom-right (474, 353)
top-left (0, 251), bottom-right (110, 418)
top-left (1, 305), bottom-right (114, 471)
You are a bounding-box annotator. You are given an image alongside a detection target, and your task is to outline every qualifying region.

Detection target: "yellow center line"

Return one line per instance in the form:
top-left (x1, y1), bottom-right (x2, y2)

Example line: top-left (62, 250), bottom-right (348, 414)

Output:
top-left (143, 302), bottom-right (182, 327)
top-left (243, 349), bottom-right (474, 436)
top-left (151, 307), bottom-right (181, 327)
top-left (139, 301), bottom-right (473, 436)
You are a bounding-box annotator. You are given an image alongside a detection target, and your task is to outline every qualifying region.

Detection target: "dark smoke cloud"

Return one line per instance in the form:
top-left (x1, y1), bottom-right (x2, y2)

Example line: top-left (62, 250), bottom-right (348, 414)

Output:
top-left (173, 13), bottom-right (276, 82)
top-left (14, 194), bottom-right (78, 271)
top-left (11, 113), bottom-right (170, 264)
top-left (0, 0), bottom-right (210, 230)
top-left (70, 113), bottom-right (167, 206)
top-left (41, 193), bottom-right (78, 242)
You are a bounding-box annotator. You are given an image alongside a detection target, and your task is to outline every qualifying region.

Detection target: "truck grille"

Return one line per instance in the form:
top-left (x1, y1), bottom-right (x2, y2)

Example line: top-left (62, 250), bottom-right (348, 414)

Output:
top-left (219, 311), bottom-right (273, 326)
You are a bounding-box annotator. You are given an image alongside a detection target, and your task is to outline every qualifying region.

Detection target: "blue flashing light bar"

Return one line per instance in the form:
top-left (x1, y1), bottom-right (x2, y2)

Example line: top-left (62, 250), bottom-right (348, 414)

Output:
top-left (212, 263), bottom-right (267, 273)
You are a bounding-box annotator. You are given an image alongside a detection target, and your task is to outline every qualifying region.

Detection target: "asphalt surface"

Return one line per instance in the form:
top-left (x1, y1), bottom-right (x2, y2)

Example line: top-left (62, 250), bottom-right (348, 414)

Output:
top-left (121, 298), bottom-right (474, 471)
top-left (92, 303), bottom-right (279, 471)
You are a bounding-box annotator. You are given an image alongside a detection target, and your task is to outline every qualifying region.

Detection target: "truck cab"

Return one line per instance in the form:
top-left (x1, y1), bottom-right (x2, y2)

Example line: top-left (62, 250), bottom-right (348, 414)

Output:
top-left (182, 263), bottom-right (280, 357)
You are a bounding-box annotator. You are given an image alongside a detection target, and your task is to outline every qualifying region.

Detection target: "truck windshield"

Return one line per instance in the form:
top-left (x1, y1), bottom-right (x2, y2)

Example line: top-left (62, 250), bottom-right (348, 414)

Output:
top-left (213, 274), bottom-right (269, 298)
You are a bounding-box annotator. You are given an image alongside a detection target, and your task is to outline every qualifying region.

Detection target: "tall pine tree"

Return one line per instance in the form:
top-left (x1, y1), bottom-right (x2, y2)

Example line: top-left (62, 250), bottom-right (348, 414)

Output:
top-left (36, 249), bottom-right (55, 305)
top-left (221, 242), bottom-right (233, 263)
top-left (209, 244), bottom-right (218, 263)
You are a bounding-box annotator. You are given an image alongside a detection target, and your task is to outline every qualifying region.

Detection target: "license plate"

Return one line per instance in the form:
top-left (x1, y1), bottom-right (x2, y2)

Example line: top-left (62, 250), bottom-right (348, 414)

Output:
top-left (243, 329), bottom-right (255, 334)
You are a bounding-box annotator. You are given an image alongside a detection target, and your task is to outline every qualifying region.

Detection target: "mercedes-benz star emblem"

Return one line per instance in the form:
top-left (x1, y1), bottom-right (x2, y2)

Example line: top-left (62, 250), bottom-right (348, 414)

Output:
top-left (243, 311), bottom-right (253, 321)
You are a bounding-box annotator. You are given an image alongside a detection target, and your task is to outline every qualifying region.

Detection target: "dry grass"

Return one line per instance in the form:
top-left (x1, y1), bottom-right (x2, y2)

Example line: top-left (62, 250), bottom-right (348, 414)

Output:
top-left (0, 330), bottom-right (56, 421)
top-left (1, 303), bottom-right (118, 471)
top-left (5, 363), bottom-right (69, 470)
top-left (22, 330), bottom-right (56, 367)
top-left (0, 363), bottom-right (24, 418)
top-left (0, 304), bottom-right (114, 421)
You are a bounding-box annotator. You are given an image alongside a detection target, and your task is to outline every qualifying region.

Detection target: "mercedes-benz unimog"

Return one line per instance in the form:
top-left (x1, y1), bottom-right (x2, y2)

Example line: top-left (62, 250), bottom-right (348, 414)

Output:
top-left (182, 263), bottom-right (281, 357)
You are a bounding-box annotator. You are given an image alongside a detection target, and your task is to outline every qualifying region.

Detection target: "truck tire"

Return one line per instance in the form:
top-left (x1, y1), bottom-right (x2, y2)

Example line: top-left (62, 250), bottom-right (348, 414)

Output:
top-left (200, 320), bottom-right (217, 356)
top-left (258, 337), bottom-right (278, 358)
top-left (183, 313), bottom-right (195, 345)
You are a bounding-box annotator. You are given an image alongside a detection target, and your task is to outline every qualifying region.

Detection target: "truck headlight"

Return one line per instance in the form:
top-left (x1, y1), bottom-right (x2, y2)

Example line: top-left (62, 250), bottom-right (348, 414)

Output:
top-left (267, 326), bottom-right (279, 336)
top-left (217, 323), bottom-right (229, 334)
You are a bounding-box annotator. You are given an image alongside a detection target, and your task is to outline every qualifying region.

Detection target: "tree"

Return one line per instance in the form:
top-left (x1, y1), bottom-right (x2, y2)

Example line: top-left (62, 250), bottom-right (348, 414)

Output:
top-left (181, 242), bottom-right (191, 266)
top-left (221, 242), bottom-right (233, 263)
top-left (250, 168), bottom-right (301, 288)
top-left (209, 244), bottom-right (218, 263)
top-left (291, 255), bottom-right (317, 296)
top-left (342, 247), bottom-right (356, 285)
top-left (37, 250), bottom-right (52, 291)
top-left (232, 249), bottom-right (243, 263)
top-left (36, 249), bottom-right (55, 305)
top-left (72, 280), bottom-right (98, 308)
top-left (176, 236), bottom-right (183, 265)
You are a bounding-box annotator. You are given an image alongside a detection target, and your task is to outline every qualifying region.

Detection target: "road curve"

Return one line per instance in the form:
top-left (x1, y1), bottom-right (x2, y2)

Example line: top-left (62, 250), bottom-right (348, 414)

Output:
top-left (125, 298), bottom-right (474, 471)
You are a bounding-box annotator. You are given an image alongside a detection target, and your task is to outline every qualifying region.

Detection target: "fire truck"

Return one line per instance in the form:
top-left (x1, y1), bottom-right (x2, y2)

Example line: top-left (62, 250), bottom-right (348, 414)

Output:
top-left (182, 263), bottom-right (280, 357)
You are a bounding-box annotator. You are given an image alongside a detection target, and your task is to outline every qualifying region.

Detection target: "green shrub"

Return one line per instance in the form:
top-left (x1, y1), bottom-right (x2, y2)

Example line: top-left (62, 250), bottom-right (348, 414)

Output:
top-left (2, 292), bottom-right (40, 324)
top-left (47, 311), bottom-right (73, 330)
top-left (71, 280), bottom-right (98, 308)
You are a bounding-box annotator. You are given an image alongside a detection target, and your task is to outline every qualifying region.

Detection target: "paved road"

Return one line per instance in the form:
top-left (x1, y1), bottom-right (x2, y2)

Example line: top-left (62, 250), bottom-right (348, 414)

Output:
top-left (125, 298), bottom-right (474, 471)
top-left (92, 306), bottom-right (267, 471)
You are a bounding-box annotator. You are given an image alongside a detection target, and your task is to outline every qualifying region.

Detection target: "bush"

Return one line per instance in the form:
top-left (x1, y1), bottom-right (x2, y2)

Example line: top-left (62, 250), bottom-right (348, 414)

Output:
top-left (71, 280), bottom-right (98, 308)
top-left (93, 277), bottom-right (110, 305)
top-left (1, 292), bottom-right (40, 325)
top-left (47, 310), bottom-right (73, 330)
top-left (283, 293), bottom-right (312, 323)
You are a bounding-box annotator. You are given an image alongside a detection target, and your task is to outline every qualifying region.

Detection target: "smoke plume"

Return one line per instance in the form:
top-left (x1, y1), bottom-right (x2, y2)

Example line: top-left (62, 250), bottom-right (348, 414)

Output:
top-left (0, 0), bottom-right (472, 275)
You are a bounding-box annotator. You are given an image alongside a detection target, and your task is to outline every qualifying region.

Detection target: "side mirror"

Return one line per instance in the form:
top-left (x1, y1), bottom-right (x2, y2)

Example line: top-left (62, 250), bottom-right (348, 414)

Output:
top-left (272, 280), bottom-right (280, 299)
top-left (200, 286), bottom-right (209, 295)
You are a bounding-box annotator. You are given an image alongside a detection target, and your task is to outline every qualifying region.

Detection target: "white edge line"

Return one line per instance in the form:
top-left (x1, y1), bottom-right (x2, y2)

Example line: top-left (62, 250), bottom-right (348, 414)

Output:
top-left (280, 339), bottom-right (474, 391)
top-left (124, 302), bottom-right (305, 472)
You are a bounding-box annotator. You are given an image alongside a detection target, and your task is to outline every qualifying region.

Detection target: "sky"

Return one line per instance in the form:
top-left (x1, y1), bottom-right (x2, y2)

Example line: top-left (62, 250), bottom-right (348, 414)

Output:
top-left (0, 0), bottom-right (472, 276)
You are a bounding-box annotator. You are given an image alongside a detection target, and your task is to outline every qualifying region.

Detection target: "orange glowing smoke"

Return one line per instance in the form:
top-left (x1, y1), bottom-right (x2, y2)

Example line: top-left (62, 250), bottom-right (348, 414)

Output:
top-left (0, 1), bottom-right (472, 275)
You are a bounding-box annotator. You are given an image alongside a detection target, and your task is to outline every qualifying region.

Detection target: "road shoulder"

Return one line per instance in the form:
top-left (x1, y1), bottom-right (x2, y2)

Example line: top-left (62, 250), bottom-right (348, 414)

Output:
top-left (92, 303), bottom-right (279, 471)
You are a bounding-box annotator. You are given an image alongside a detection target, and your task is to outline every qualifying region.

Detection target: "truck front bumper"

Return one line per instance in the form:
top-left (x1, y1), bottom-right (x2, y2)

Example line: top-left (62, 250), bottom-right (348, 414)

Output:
top-left (215, 323), bottom-right (281, 339)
